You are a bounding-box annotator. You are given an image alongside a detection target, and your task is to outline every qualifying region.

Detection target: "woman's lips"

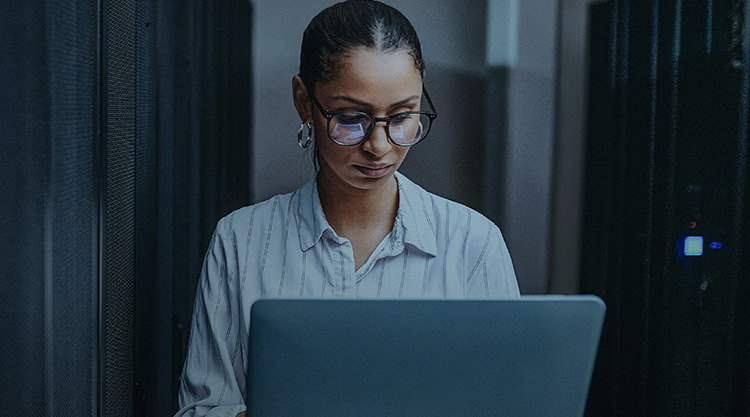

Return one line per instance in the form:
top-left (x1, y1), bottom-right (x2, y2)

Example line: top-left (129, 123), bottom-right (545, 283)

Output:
top-left (354, 164), bottom-right (392, 178)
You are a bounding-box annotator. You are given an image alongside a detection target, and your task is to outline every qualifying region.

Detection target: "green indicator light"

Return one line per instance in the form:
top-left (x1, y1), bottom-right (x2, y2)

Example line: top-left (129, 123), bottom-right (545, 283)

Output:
top-left (684, 236), bottom-right (703, 256)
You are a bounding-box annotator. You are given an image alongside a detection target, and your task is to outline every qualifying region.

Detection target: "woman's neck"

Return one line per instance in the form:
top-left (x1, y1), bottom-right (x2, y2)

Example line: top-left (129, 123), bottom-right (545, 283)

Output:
top-left (316, 172), bottom-right (399, 236)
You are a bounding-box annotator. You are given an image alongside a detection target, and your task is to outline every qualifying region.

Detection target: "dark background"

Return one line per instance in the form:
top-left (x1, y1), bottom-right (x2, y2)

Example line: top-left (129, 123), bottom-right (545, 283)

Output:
top-left (1, 0), bottom-right (749, 416)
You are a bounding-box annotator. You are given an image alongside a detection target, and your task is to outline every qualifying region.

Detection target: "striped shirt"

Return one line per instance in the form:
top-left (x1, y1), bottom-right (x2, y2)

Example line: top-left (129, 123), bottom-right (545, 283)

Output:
top-left (175, 172), bottom-right (519, 417)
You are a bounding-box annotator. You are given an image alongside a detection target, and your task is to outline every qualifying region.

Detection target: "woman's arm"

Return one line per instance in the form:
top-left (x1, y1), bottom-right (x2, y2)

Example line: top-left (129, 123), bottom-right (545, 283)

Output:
top-left (174, 219), bottom-right (248, 417)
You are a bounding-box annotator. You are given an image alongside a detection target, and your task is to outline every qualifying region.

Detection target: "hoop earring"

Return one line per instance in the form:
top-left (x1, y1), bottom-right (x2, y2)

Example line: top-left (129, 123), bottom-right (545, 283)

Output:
top-left (297, 121), bottom-right (314, 148)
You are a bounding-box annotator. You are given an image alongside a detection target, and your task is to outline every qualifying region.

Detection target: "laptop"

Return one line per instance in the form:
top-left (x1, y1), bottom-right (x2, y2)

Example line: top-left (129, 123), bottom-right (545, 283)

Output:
top-left (246, 296), bottom-right (605, 417)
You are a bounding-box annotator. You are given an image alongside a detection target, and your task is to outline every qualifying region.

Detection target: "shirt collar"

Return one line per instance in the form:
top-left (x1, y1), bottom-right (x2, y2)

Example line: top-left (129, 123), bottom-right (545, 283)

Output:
top-left (296, 172), bottom-right (438, 257)
top-left (394, 172), bottom-right (438, 257)
top-left (297, 177), bottom-right (333, 252)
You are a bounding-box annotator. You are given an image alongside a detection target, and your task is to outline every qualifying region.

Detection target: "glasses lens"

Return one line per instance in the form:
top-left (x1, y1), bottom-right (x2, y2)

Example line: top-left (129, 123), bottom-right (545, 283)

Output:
top-left (329, 113), bottom-right (372, 145)
top-left (389, 113), bottom-right (431, 146)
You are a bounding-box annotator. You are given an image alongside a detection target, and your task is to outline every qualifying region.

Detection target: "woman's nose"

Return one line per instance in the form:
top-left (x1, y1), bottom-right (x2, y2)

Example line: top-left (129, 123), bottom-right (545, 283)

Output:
top-left (361, 121), bottom-right (392, 157)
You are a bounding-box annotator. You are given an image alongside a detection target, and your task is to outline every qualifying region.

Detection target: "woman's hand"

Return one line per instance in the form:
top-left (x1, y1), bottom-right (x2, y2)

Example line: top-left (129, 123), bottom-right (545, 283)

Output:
top-left (236, 413), bottom-right (246, 417)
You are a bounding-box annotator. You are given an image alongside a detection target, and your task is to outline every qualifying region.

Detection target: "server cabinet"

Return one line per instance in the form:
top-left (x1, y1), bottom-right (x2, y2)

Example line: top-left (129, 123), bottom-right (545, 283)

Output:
top-left (0, 1), bottom-right (252, 416)
top-left (581, 1), bottom-right (750, 416)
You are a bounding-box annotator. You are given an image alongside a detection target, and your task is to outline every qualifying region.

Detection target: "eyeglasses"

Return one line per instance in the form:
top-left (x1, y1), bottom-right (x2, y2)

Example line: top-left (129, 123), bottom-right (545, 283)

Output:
top-left (309, 86), bottom-right (437, 147)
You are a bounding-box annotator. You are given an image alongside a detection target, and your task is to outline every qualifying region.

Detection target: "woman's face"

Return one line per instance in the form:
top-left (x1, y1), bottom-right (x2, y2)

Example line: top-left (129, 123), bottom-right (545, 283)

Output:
top-left (309, 48), bottom-right (424, 192)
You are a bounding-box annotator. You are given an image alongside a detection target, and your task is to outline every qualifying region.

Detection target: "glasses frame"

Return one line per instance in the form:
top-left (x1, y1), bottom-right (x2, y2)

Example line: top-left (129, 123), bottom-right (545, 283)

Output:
top-left (309, 86), bottom-right (438, 147)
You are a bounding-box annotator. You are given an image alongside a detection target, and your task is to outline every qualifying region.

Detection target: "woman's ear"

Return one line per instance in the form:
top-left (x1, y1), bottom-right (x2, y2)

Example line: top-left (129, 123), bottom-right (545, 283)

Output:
top-left (292, 75), bottom-right (313, 122)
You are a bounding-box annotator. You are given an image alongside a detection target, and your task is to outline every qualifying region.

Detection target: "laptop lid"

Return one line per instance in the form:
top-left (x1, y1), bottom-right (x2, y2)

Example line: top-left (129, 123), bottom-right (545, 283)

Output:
top-left (246, 296), bottom-right (605, 417)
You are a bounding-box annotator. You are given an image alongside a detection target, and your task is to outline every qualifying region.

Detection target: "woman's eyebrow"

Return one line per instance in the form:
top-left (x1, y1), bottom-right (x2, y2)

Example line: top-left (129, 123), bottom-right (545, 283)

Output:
top-left (331, 95), bottom-right (420, 108)
top-left (390, 95), bottom-right (421, 107)
top-left (331, 96), bottom-right (370, 107)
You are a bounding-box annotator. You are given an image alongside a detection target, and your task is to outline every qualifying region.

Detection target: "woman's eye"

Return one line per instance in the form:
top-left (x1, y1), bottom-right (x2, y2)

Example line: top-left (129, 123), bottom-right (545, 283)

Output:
top-left (391, 113), bottom-right (413, 124)
top-left (335, 114), bottom-right (367, 124)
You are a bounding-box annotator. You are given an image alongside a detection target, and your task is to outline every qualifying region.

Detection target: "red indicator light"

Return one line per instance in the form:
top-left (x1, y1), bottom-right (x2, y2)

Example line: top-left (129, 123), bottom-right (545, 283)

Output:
top-left (689, 221), bottom-right (697, 229)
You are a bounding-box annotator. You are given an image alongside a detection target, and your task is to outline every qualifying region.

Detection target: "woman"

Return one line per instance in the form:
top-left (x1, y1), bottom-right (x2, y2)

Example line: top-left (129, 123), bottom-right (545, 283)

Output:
top-left (175, 1), bottom-right (519, 416)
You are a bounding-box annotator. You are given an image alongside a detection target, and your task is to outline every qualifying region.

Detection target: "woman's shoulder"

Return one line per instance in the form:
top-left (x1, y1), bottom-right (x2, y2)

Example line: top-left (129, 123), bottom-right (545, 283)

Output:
top-left (398, 173), bottom-right (499, 231)
top-left (213, 184), bottom-right (306, 239)
top-left (397, 173), bottom-right (518, 297)
top-left (396, 173), bottom-right (504, 250)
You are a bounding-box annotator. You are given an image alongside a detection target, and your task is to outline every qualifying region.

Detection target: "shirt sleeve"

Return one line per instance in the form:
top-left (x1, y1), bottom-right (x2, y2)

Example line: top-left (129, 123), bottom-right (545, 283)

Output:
top-left (175, 220), bottom-right (247, 417)
top-left (465, 223), bottom-right (520, 298)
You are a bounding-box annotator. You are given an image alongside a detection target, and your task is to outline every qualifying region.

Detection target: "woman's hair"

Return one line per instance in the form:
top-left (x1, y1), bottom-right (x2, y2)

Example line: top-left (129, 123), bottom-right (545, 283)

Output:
top-left (299, 0), bottom-right (425, 93)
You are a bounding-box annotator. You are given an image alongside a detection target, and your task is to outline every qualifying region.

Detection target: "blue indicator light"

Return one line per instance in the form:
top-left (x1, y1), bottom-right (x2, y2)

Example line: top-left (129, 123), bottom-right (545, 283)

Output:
top-left (710, 241), bottom-right (723, 250)
top-left (684, 236), bottom-right (704, 256)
